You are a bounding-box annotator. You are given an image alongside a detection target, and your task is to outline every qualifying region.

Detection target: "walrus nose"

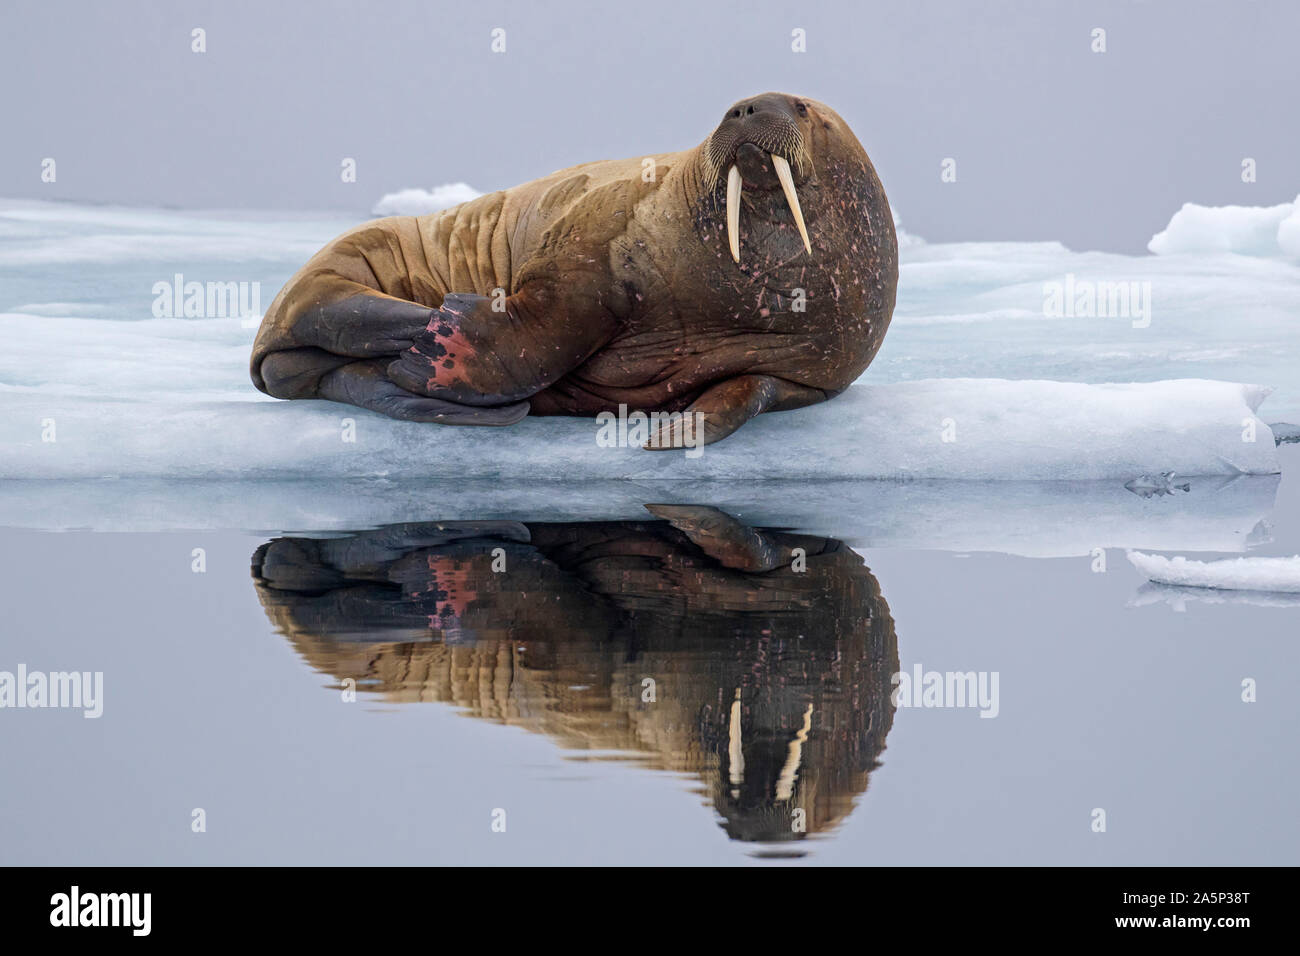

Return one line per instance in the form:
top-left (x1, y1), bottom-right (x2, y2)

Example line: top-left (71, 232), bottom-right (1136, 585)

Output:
top-left (730, 95), bottom-right (789, 120)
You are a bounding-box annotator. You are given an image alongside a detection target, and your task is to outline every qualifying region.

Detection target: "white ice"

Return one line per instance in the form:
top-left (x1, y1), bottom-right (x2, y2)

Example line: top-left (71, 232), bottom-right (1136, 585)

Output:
top-left (0, 195), bottom-right (1295, 490)
top-left (1127, 550), bottom-right (1300, 593)
top-left (1148, 195), bottom-right (1300, 257)
top-left (371, 183), bottom-right (484, 217)
top-left (0, 372), bottom-right (1279, 480)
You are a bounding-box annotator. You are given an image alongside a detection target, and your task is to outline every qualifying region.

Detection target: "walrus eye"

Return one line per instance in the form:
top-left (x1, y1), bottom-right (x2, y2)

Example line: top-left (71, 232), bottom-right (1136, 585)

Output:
top-left (795, 101), bottom-right (808, 116)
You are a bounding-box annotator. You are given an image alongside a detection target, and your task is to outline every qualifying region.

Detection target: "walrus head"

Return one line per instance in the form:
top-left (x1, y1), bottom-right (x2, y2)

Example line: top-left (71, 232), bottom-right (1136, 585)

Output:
top-left (700, 92), bottom-right (828, 266)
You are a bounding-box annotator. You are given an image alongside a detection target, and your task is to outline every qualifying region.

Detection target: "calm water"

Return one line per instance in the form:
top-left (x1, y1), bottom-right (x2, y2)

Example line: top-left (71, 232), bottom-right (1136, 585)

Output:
top-left (1, 448), bottom-right (1297, 865)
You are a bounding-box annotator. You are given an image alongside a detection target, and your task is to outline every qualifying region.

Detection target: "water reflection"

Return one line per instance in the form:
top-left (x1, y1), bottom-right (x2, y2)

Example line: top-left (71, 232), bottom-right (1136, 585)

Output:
top-left (1131, 580), bottom-right (1300, 610)
top-left (251, 505), bottom-right (898, 846)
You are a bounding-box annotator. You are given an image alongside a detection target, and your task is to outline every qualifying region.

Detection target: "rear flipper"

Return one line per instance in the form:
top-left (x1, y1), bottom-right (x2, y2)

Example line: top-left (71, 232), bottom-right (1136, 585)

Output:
top-left (252, 283), bottom-right (440, 398)
top-left (253, 521), bottom-right (533, 591)
top-left (317, 359), bottom-right (530, 425)
top-left (291, 289), bottom-right (436, 359)
top-left (255, 282), bottom-right (533, 425)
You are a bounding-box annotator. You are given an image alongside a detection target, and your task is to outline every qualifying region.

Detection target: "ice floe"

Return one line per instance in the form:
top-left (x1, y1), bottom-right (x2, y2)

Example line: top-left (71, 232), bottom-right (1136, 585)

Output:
top-left (1148, 195), bottom-right (1300, 257)
top-left (0, 197), bottom-right (1295, 489)
top-left (371, 183), bottom-right (484, 217)
top-left (1127, 550), bottom-right (1300, 593)
top-left (0, 377), bottom-right (1280, 480)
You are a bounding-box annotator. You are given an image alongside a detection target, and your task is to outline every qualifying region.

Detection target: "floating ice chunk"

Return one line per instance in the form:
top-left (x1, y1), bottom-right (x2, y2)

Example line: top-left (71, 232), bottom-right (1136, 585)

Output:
top-left (371, 183), bottom-right (484, 217)
top-left (1127, 550), bottom-right (1300, 592)
top-left (5, 198), bottom-right (1300, 419)
top-left (1279, 203), bottom-right (1300, 257)
top-left (1148, 195), bottom-right (1300, 257)
top-left (0, 377), bottom-right (1280, 481)
top-left (0, 198), bottom-right (1294, 483)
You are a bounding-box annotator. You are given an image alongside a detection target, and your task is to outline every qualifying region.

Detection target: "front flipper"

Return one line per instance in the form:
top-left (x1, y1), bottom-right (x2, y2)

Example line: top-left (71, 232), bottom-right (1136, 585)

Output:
top-left (318, 359), bottom-right (529, 425)
top-left (388, 287), bottom-right (616, 407)
top-left (644, 374), bottom-right (825, 450)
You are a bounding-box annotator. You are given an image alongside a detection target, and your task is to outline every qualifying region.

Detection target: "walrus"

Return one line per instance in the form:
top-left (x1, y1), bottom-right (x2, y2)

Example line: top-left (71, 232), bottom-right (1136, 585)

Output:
top-left (250, 92), bottom-right (898, 448)
top-left (251, 505), bottom-right (898, 843)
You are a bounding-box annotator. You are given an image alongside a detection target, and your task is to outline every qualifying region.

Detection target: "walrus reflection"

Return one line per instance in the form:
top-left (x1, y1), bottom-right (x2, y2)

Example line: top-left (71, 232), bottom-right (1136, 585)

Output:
top-left (251, 506), bottom-right (898, 844)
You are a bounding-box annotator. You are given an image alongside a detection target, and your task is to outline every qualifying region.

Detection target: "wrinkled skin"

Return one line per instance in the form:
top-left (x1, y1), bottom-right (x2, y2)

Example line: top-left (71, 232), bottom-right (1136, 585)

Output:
top-left (250, 92), bottom-right (898, 447)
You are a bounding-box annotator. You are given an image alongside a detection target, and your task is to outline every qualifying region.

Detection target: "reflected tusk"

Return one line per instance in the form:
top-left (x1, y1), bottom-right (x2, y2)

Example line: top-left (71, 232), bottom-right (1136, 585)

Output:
top-left (774, 703), bottom-right (814, 802)
top-left (771, 154), bottom-right (811, 256)
top-left (728, 687), bottom-right (745, 788)
top-left (726, 164), bottom-right (742, 264)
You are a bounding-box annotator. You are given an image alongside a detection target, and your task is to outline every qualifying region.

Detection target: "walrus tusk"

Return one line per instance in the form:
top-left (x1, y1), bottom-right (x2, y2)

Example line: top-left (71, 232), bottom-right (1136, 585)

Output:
top-left (771, 154), bottom-right (811, 255)
top-left (726, 165), bottom-right (742, 264)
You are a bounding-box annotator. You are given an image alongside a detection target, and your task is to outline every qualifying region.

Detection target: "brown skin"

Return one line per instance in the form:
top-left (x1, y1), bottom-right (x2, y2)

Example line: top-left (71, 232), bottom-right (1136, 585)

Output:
top-left (250, 92), bottom-right (898, 447)
top-left (251, 506), bottom-right (899, 842)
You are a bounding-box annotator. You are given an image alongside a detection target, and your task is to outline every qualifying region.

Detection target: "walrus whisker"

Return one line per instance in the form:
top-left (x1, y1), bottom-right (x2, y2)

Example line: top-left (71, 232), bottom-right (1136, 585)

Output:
top-left (726, 164), bottom-right (742, 264)
top-left (702, 122), bottom-right (809, 194)
top-left (771, 154), bottom-right (811, 256)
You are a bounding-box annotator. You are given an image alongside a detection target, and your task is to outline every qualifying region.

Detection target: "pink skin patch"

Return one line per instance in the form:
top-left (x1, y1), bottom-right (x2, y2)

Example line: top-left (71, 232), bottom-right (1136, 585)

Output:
top-left (405, 314), bottom-right (480, 393)
top-left (404, 555), bottom-right (482, 632)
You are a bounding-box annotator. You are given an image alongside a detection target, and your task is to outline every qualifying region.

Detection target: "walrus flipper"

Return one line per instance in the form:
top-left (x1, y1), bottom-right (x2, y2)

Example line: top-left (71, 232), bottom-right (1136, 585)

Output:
top-left (292, 290), bottom-right (436, 359)
top-left (317, 359), bottom-right (530, 425)
top-left (388, 290), bottom-right (615, 408)
top-left (253, 279), bottom-right (440, 398)
top-left (256, 278), bottom-right (533, 424)
top-left (643, 504), bottom-right (789, 572)
top-left (644, 374), bottom-right (825, 449)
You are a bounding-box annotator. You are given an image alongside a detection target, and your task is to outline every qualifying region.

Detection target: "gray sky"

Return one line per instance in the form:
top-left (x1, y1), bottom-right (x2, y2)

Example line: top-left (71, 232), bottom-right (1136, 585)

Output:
top-left (2, 0), bottom-right (1296, 252)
